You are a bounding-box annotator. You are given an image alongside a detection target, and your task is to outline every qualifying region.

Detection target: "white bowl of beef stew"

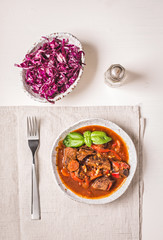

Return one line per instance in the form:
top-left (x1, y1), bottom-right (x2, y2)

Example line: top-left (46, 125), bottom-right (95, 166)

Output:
top-left (51, 119), bottom-right (137, 204)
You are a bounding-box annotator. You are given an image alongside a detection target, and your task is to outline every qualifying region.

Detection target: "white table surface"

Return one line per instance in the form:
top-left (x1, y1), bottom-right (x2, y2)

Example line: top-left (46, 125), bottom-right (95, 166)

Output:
top-left (0, 0), bottom-right (163, 239)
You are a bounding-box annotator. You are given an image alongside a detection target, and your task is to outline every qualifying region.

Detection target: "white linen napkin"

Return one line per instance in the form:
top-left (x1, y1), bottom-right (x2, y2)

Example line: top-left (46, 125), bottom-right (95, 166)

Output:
top-left (0, 106), bottom-right (143, 240)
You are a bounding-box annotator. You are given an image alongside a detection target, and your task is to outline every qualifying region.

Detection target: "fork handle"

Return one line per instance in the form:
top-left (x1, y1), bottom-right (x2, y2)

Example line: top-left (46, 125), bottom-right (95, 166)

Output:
top-left (31, 163), bottom-right (40, 220)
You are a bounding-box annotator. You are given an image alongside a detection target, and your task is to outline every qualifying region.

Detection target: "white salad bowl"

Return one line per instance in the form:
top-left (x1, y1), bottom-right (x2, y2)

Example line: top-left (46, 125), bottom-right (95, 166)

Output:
top-left (51, 118), bottom-right (137, 204)
top-left (21, 32), bottom-right (85, 103)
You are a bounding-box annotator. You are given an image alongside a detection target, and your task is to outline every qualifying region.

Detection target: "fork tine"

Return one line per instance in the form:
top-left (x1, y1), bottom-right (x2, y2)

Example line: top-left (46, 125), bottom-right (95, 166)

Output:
top-left (30, 117), bottom-right (32, 136)
top-left (27, 116), bottom-right (33, 136)
top-left (27, 116), bottom-right (39, 138)
top-left (31, 117), bottom-right (34, 136)
top-left (33, 117), bottom-right (36, 136)
top-left (35, 117), bottom-right (39, 137)
top-left (32, 117), bottom-right (35, 136)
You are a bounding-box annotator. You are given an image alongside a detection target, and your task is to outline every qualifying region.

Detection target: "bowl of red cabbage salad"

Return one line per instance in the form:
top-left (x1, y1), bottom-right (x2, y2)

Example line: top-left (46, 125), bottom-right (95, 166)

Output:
top-left (15, 33), bottom-right (85, 103)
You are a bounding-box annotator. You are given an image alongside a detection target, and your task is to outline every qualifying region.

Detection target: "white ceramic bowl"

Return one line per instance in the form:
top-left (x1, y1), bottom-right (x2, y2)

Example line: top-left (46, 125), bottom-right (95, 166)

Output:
top-left (21, 32), bottom-right (85, 103)
top-left (51, 119), bottom-right (137, 204)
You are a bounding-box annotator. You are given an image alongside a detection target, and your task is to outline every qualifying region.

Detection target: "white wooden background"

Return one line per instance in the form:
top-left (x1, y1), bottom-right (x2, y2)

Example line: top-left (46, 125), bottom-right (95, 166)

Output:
top-left (0, 0), bottom-right (163, 239)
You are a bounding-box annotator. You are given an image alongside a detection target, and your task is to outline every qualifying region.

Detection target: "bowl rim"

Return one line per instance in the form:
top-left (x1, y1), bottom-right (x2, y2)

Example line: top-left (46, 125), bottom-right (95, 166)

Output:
top-left (20, 32), bottom-right (85, 103)
top-left (51, 118), bottom-right (137, 204)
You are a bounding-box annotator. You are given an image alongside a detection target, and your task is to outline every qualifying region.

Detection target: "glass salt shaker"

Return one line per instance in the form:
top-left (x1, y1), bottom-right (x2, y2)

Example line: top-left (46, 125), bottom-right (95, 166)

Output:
top-left (104, 64), bottom-right (126, 87)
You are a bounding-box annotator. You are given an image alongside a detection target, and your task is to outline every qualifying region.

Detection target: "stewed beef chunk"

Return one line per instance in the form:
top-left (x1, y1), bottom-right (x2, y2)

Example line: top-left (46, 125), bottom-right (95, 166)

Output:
top-left (111, 160), bottom-right (130, 172)
top-left (63, 147), bottom-right (77, 166)
top-left (77, 146), bottom-right (95, 161)
top-left (119, 168), bottom-right (129, 177)
top-left (111, 160), bottom-right (130, 178)
top-left (73, 168), bottom-right (86, 180)
top-left (86, 156), bottom-right (111, 170)
top-left (92, 176), bottom-right (114, 191)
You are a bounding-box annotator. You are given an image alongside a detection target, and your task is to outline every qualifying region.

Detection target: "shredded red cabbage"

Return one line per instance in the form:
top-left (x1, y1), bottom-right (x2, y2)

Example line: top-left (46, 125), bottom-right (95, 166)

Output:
top-left (15, 37), bottom-right (84, 103)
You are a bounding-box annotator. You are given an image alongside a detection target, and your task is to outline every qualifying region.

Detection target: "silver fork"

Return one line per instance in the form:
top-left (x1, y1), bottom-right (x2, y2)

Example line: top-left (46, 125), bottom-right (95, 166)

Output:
top-left (27, 117), bottom-right (40, 220)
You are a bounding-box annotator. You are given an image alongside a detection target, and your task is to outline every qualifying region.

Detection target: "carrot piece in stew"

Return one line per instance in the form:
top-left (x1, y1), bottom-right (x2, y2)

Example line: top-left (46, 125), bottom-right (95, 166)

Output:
top-left (67, 160), bottom-right (79, 172)
top-left (61, 168), bottom-right (70, 177)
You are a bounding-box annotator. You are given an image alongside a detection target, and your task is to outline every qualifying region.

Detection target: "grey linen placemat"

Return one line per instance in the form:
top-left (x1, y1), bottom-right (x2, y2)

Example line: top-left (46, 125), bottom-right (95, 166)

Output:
top-left (0, 106), bottom-right (143, 240)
